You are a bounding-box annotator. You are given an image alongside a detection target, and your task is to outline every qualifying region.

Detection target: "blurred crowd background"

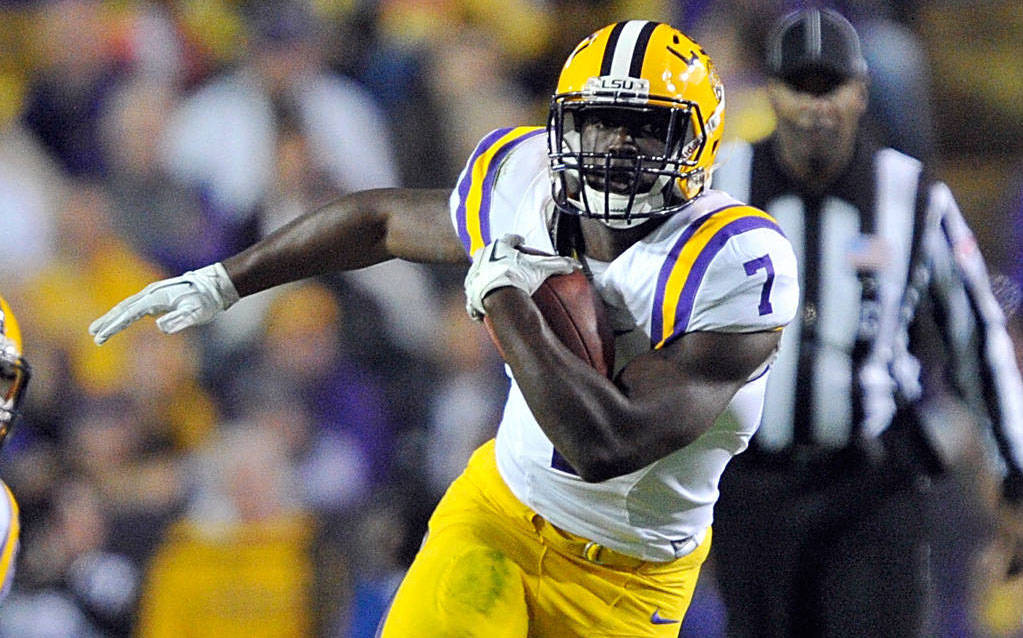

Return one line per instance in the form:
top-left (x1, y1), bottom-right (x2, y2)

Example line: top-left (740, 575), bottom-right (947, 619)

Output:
top-left (0, 0), bottom-right (1020, 636)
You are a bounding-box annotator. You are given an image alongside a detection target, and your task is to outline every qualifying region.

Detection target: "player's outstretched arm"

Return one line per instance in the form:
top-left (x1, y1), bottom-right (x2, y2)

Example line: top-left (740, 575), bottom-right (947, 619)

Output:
top-left (225, 188), bottom-right (465, 297)
top-left (90, 188), bottom-right (464, 345)
top-left (483, 287), bottom-right (781, 482)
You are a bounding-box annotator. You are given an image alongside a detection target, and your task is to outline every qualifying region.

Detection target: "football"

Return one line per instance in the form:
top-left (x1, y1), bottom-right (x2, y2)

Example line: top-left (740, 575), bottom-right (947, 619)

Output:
top-left (485, 269), bottom-right (615, 378)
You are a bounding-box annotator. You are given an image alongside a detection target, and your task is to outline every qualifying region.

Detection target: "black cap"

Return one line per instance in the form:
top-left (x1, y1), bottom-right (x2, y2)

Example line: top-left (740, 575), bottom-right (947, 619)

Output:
top-left (766, 8), bottom-right (867, 84)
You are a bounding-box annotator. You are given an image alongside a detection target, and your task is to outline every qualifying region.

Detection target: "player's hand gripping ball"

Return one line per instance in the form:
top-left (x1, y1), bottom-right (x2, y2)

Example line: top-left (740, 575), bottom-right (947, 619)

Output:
top-left (464, 235), bottom-right (614, 377)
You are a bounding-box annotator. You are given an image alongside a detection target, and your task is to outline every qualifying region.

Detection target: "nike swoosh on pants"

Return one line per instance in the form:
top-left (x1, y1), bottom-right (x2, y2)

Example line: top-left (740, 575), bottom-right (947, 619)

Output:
top-left (650, 609), bottom-right (680, 625)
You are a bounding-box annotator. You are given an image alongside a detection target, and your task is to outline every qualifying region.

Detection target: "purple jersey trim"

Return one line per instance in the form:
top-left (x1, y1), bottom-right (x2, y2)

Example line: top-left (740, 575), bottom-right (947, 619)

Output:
top-left (650, 206), bottom-right (736, 344)
top-left (652, 213), bottom-right (783, 347)
top-left (454, 127), bottom-right (545, 255)
top-left (476, 128), bottom-right (545, 252)
top-left (455, 128), bottom-right (510, 252)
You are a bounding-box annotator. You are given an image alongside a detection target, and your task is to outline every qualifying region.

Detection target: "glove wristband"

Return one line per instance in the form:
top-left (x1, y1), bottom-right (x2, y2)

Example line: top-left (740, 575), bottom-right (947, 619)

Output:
top-left (203, 263), bottom-right (241, 309)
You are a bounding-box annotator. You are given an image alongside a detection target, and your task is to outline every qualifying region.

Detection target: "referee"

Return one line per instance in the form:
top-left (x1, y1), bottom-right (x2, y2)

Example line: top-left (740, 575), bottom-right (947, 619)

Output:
top-left (710, 8), bottom-right (1023, 638)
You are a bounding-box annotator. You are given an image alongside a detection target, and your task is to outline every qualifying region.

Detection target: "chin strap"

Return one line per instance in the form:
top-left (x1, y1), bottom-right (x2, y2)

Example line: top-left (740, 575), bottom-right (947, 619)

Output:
top-left (551, 210), bottom-right (581, 258)
top-left (550, 212), bottom-right (598, 282)
top-left (575, 172), bottom-right (680, 229)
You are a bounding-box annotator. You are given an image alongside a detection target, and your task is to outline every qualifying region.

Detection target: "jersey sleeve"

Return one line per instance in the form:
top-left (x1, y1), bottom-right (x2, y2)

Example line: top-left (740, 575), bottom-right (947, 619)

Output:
top-left (0, 482), bottom-right (19, 601)
top-left (449, 126), bottom-right (547, 258)
top-left (923, 181), bottom-right (1023, 482)
top-left (650, 205), bottom-right (799, 348)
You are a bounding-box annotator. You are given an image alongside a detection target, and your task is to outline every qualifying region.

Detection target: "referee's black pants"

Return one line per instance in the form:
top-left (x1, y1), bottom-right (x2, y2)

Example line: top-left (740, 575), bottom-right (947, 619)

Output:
top-left (712, 444), bottom-right (932, 638)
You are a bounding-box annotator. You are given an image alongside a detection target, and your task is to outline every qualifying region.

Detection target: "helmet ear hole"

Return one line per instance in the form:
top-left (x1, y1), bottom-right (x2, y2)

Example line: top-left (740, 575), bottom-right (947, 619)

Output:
top-left (680, 169), bottom-right (706, 200)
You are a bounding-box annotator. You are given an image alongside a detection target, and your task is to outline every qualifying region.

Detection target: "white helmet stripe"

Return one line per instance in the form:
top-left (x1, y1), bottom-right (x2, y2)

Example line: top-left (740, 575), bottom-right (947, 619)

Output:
top-left (607, 21), bottom-right (655, 78)
top-left (805, 8), bottom-right (822, 59)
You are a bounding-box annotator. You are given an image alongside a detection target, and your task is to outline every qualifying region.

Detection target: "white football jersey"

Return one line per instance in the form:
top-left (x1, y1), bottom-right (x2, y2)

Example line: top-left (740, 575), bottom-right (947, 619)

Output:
top-left (0, 480), bottom-right (19, 600)
top-left (450, 127), bottom-right (799, 561)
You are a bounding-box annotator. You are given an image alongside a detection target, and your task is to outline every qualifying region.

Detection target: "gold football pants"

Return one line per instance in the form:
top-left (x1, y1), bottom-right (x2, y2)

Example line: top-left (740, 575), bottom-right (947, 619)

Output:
top-left (378, 440), bottom-right (710, 637)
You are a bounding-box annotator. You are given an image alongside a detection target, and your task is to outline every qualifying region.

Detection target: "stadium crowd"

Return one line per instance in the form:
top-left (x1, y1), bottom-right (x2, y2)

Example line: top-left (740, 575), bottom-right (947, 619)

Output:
top-left (0, 0), bottom-right (1020, 636)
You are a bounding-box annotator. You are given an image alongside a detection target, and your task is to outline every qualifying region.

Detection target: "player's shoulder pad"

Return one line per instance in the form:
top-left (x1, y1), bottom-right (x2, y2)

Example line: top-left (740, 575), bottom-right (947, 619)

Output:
top-left (650, 193), bottom-right (799, 347)
top-left (450, 127), bottom-right (547, 256)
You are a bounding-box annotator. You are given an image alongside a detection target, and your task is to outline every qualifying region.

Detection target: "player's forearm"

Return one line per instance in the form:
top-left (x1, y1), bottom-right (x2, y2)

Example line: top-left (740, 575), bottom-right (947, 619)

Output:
top-left (484, 289), bottom-right (718, 481)
top-left (224, 191), bottom-right (390, 297)
top-left (486, 289), bottom-right (629, 480)
top-left (224, 188), bottom-right (463, 297)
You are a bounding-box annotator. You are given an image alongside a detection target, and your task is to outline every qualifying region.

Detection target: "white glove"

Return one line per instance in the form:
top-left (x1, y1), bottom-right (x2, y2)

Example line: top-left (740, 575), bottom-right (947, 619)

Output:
top-left (89, 263), bottom-right (240, 345)
top-left (464, 234), bottom-right (578, 321)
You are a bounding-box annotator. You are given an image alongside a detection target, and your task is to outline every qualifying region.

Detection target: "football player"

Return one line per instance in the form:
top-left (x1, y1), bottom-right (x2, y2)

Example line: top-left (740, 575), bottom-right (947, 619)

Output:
top-left (0, 295), bottom-right (30, 602)
top-left (90, 21), bottom-right (798, 636)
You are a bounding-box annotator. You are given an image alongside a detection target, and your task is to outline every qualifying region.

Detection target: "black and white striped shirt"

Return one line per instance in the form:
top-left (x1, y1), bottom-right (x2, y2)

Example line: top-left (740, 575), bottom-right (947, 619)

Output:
top-left (714, 136), bottom-right (1023, 482)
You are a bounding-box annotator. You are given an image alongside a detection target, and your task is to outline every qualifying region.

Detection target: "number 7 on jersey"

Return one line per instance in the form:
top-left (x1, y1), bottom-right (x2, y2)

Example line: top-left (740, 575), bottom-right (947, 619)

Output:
top-left (743, 254), bottom-right (775, 316)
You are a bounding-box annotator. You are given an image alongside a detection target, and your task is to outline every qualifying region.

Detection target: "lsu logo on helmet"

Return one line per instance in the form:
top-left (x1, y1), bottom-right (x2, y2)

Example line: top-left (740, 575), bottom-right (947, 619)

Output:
top-left (547, 21), bottom-right (726, 228)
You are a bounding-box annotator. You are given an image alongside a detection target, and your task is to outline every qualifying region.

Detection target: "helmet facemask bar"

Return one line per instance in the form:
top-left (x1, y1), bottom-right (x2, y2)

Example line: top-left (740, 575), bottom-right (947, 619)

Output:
top-left (548, 95), bottom-right (708, 225)
top-left (0, 344), bottom-right (29, 449)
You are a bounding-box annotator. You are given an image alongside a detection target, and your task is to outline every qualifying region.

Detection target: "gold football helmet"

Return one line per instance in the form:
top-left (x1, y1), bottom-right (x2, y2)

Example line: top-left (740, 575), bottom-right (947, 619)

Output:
top-left (0, 296), bottom-right (29, 448)
top-left (548, 21), bottom-right (725, 228)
